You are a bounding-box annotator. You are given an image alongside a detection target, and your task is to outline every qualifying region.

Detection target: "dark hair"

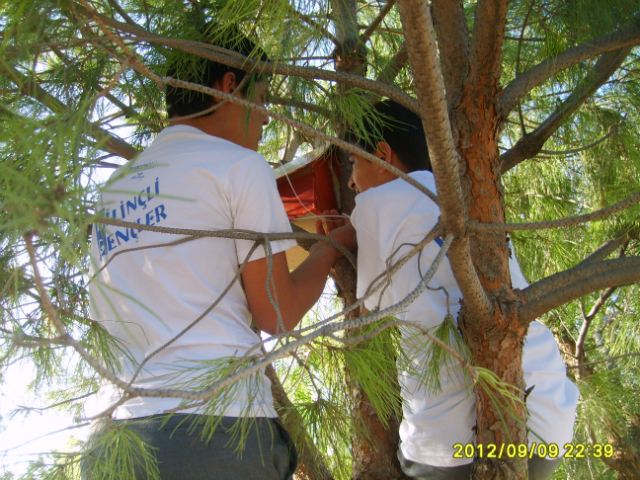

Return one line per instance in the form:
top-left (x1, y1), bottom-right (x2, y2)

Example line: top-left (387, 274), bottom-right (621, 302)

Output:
top-left (346, 100), bottom-right (431, 172)
top-left (165, 25), bottom-right (270, 118)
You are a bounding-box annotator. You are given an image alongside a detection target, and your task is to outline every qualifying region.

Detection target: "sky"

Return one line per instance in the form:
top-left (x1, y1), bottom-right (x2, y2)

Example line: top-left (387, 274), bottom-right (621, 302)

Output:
top-left (0, 359), bottom-right (90, 476)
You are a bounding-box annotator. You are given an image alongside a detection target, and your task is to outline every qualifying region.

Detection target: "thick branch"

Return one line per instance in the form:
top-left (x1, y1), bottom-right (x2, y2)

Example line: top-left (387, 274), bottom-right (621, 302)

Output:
top-left (519, 264), bottom-right (640, 324)
top-left (360, 0), bottom-right (397, 44)
top-left (466, 0), bottom-right (509, 92)
top-left (521, 257), bottom-right (640, 303)
top-left (499, 26), bottom-right (640, 118)
top-left (430, 0), bottom-right (469, 111)
top-left (81, 8), bottom-right (421, 116)
top-left (500, 47), bottom-right (632, 173)
top-left (2, 63), bottom-right (138, 160)
top-left (396, 0), bottom-right (492, 319)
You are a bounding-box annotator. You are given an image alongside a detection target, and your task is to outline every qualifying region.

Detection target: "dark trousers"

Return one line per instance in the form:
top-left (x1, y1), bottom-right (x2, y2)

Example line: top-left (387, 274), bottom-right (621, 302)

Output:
top-left (398, 447), bottom-right (560, 480)
top-left (82, 415), bottom-right (298, 480)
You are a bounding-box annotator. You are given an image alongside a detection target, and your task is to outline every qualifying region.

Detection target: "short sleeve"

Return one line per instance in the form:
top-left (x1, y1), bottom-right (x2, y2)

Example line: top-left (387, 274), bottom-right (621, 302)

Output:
top-left (229, 155), bottom-right (297, 264)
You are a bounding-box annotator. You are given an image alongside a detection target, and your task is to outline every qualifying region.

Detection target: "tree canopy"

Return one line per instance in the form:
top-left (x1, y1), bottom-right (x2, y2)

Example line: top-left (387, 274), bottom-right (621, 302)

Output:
top-left (1, 1), bottom-right (640, 479)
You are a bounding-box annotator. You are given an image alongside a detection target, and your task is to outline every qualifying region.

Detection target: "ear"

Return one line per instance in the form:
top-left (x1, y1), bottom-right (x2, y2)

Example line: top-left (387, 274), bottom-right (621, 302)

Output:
top-left (217, 71), bottom-right (238, 94)
top-left (376, 141), bottom-right (393, 174)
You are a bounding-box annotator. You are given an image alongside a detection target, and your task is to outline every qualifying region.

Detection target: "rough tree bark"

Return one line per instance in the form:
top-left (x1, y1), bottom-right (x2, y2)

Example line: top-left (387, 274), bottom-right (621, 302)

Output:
top-left (398, 1), bottom-right (529, 478)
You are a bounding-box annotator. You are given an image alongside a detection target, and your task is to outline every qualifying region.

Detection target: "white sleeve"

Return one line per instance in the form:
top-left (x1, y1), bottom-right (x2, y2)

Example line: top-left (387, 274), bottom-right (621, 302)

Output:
top-left (352, 199), bottom-right (395, 312)
top-left (229, 155), bottom-right (297, 264)
top-left (508, 243), bottom-right (529, 289)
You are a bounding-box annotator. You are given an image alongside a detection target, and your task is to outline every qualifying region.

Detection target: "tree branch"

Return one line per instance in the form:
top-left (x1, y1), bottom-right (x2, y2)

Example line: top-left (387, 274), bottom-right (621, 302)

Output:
top-left (537, 121), bottom-right (620, 155)
top-left (396, 0), bottom-right (492, 320)
top-left (518, 263), bottom-right (640, 324)
top-left (156, 76), bottom-right (437, 204)
top-left (265, 365), bottom-right (334, 480)
top-left (520, 257), bottom-right (640, 303)
top-left (500, 46), bottom-right (631, 173)
top-left (269, 96), bottom-right (332, 118)
top-left (430, 0), bottom-right (469, 111)
top-left (80, 8), bottom-right (421, 116)
top-left (469, 188), bottom-right (640, 232)
top-left (499, 25), bottom-right (640, 118)
top-left (566, 353), bottom-right (640, 369)
top-left (577, 227), bottom-right (637, 266)
top-left (375, 42), bottom-right (408, 85)
top-left (360, 0), bottom-right (397, 44)
top-left (1, 63), bottom-right (138, 160)
top-left (466, 0), bottom-right (509, 93)
top-left (574, 285), bottom-right (616, 378)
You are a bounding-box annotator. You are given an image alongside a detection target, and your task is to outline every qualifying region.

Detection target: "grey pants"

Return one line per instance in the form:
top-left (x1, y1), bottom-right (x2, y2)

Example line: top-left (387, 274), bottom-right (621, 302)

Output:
top-left (82, 415), bottom-right (298, 480)
top-left (398, 447), bottom-right (560, 480)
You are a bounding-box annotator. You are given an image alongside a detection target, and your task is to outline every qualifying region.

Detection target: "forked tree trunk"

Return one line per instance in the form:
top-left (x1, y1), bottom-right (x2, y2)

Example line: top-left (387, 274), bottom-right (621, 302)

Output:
top-left (397, 1), bottom-right (530, 479)
top-left (455, 4), bottom-right (529, 476)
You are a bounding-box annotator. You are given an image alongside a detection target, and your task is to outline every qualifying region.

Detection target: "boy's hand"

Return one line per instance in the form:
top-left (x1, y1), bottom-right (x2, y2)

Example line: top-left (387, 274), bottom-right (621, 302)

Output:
top-left (315, 209), bottom-right (357, 254)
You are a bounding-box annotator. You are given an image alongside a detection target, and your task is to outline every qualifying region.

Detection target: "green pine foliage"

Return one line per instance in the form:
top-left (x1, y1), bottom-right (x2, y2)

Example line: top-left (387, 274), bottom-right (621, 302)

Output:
top-left (2, 0), bottom-right (640, 478)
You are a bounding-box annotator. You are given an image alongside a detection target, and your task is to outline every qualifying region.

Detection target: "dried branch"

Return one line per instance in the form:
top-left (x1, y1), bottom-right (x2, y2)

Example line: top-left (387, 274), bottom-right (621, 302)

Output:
top-left (500, 47), bottom-right (631, 173)
top-left (78, 8), bottom-right (421, 116)
top-left (518, 263), bottom-right (640, 324)
top-left (577, 227), bottom-right (637, 266)
top-left (521, 257), bottom-right (640, 303)
top-left (97, 216), bottom-right (357, 269)
top-left (2, 63), bottom-right (138, 160)
top-left (514, 0), bottom-right (537, 137)
top-left (126, 242), bottom-right (261, 387)
top-left (575, 286), bottom-right (616, 378)
top-left (360, 0), bottom-right (397, 44)
top-left (1, 423), bottom-right (90, 454)
top-left (75, 234), bottom-right (453, 409)
top-left (469, 188), bottom-right (640, 232)
top-left (158, 76), bottom-right (438, 204)
top-left (396, 0), bottom-right (492, 320)
top-left (499, 26), bottom-right (640, 118)
top-left (25, 233), bottom-right (133, 393)
top-left (430, 0), bottom-right (469, 110)
top-left (297, 225), bottom-right (441, 336)
top-left (538, 121), bottom-right (619, 155)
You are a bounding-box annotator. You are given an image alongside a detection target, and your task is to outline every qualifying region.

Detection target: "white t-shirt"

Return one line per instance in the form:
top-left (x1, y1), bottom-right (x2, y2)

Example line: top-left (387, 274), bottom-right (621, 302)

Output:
top-left (351, 170), bottom-right (579, 467)
top-left (88, 125), bottom-right (296, 420)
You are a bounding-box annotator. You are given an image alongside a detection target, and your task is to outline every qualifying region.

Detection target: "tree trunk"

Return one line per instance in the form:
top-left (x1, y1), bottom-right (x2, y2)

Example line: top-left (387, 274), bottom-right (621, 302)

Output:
top-left (453, 1), bottom-right (529, 479)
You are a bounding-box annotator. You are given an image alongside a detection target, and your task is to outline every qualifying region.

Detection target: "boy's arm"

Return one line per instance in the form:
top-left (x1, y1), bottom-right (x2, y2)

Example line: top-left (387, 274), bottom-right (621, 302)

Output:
top-left (242, 211), bottom-right (356, 334)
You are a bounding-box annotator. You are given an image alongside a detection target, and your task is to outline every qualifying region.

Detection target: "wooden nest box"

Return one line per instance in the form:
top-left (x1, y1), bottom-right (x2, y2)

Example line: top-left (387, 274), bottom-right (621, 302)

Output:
top-left (273, 147), bottom-right (340, 269)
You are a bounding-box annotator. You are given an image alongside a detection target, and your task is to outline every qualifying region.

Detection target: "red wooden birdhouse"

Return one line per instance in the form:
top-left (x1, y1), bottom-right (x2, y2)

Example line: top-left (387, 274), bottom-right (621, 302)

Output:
top-left (273, 147), bottom-right (341, 268)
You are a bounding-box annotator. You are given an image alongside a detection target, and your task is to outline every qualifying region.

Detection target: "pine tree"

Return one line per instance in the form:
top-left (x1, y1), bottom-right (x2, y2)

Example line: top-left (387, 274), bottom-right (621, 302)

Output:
top-left (1, 1), bottom-right (640, 479)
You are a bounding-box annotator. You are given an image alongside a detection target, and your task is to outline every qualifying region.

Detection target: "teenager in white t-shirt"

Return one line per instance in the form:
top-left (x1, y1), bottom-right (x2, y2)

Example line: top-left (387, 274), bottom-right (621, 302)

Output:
top-left (86, 28), bottom-right (355, 480)
top-left (322, 100), bottom-right (579, 480)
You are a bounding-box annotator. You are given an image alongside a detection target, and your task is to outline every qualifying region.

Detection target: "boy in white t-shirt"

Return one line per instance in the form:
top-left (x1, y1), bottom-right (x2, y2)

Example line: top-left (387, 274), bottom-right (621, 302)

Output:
top-left (325, 100), bottom-right (579, 480)
top-left (86, 28), bottom-right (355, 480)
